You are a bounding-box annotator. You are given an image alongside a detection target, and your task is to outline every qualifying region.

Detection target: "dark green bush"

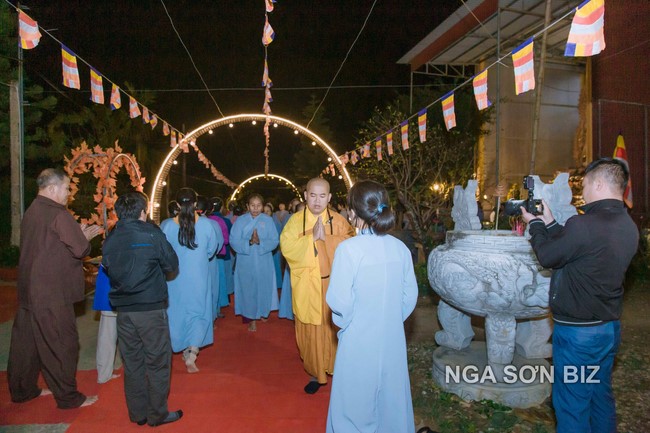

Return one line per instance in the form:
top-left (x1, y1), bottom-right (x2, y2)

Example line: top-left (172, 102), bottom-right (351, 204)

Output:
top-left (414, 262), bottom-right (432, 296)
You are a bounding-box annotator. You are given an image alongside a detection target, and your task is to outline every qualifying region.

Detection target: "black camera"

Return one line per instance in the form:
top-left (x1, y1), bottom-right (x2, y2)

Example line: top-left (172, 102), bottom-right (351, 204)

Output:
top-left (504, 176), bottom-right (543, 216)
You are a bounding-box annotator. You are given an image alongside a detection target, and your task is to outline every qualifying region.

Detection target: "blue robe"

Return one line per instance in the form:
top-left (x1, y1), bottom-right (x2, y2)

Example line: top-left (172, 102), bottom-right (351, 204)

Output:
top-left (325, 232), bottom-right (418, 433)
top-left (278, 265), bottom-right (294, 320)
top-left (271, 214), bottom-right (283, 289)
top-left (161, 216), bottom-right (219, 352)
top-left (230, 212), bottom-right (279, 319)
top-left (202, 216), bottom-right (224, 321)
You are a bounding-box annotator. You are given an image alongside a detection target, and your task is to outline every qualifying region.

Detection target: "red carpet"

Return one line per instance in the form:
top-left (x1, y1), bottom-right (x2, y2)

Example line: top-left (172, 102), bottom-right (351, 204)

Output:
top-left (1, 307), bottom-right (331, 433)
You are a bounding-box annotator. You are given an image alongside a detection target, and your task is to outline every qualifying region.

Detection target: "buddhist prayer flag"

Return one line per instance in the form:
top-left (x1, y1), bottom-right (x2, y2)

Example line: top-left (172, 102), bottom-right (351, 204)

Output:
top-left (265, 0), bottom-right (276, 13)
top-left (142, 107), bottom-right (151, 124)
top-left (386, 131), bottom-right (394, 155)
top-left (262, 16), bottom-right (275, 46)
top-left (262, 58), bottom-right (272, 87)
top-left (512, 38), bottom-right (535, 95)
top-left (329, 164), bottom-right (336, 176)
top-left (150, 115), bottom-right (158, 130)
top-left (441, 91), bottom-right (456, 131)
top-left (565, 0), bottom-right (605, 57)
top-left (18, 10), bottom-right (41, 49)
top-left (350, 150), bottom-right (359, 165)
top-left (418, 109), bottom-right (427, 142)
top-left (375, 138), bottom-right (382, 161)
top-left (472, 69), bottom-right (491, 110)
top-left (400, 121), bottom-right (409, 150)
top-left (129, 97), bottom-right (141, 118)
top-left (61, 45), bottom-right (80, 89)
top-left (613, 134), bottom-right (633, 208)
top-left (110, 84), bottom-right (121, 110)
top-left (339, 153), bottom-right (349, 165)
top-left (89, 68), bottom-right (104, 104)
top-left (163, 121), bottom-right (170, 136)
top-left (362, 143), bottom-right (370, 158)
top-left (170, 130), bottom-right (177, 147)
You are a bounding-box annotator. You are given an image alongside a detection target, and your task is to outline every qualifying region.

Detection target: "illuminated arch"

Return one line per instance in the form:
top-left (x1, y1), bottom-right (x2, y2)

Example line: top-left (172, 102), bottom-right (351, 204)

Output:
top-left (229, 173), bottom-right (302, 203)
top-left (149, 113), bottom-right (353, 221)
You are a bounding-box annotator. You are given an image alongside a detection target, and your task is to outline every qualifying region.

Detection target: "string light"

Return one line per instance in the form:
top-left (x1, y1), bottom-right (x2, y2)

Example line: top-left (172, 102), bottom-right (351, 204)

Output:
top-left (208, 129), bottom-right (214, 134)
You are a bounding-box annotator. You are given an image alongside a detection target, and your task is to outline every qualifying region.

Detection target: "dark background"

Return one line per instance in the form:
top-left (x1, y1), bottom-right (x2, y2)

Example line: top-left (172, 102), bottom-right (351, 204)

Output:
top-left (18, 0), bottom-right (457, 199)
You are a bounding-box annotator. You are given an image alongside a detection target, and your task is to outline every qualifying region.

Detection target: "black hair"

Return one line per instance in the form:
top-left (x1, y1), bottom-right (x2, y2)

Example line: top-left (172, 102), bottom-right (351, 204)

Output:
top-left (347, 180), bottom-right (395, 235)
top-left (115, 191), bottom-right (148, 221)
top-left (210, 197), bottom-right (224, 213)
top-left (247, 193), bottom-right (264, 205)
top-left (196, 195), bottom-right (213, 215)
top-left (167, 200), bottom-right (180, 218)
top-left (36, 168), bottom-right (67, 190)
top-left (176, 187), bottom-right (198, 249)
top-left (585, 157), bottom-right (629, 195)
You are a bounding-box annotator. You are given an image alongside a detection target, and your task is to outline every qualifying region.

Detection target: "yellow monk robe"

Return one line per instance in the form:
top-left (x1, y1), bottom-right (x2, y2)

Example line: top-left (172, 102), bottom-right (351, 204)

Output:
top-left (280, 208), bottom-right (354, 383)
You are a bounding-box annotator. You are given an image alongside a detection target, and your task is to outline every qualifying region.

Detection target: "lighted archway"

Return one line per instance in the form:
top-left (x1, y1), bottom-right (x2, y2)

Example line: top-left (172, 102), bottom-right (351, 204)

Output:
top-left (229, 173), bottom-right (302, 203)
top-left (149, 113), bottom-right (353, 222)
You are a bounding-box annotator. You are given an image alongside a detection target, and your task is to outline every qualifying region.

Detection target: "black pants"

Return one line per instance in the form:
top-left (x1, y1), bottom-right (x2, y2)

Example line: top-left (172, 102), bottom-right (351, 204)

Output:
top-left (8, 304), bottom-right (86, 409)
top-left (117, 309), bottom-right (172, 424)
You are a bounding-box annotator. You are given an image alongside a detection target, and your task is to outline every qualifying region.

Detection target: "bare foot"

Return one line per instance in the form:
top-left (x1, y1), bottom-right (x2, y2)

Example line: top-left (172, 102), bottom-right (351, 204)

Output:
top-left (40, 389), bottom-right (52, 397)
top-left (248, 321), bottom-right (257, 332)
top-left (185, 360), bottom-right (199, 373)
top-left (80, 395), bottom-right (98, 407)
top-left (260, 317), bottom-right (268, 322)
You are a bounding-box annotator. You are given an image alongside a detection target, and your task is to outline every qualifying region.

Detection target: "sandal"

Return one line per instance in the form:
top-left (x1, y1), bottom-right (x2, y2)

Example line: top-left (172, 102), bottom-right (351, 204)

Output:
top-left (182, 348), bottom-right (199, 373)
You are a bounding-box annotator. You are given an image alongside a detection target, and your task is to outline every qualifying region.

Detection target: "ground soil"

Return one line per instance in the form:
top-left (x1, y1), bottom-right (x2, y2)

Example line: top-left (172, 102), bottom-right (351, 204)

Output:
top-left (406, 285), bottom-right (650, 433)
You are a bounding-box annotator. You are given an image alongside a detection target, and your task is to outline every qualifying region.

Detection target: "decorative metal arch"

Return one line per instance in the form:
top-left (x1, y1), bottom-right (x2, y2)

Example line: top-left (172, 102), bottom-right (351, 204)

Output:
top-left (149, 113), bottom-right (353, 222)
top-left (229, 173), bottom-right (302, 203)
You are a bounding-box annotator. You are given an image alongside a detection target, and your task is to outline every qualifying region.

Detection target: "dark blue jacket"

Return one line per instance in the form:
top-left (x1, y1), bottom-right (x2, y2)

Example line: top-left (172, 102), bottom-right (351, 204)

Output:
top-left (102, 219), bottom-right (179, 312)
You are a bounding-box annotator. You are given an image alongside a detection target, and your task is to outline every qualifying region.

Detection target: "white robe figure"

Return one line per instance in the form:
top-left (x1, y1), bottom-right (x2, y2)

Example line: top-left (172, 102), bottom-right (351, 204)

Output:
top-left (230, 212), bottom-right (280, 319)
top-left (326, 231), bottom-right (418, 433)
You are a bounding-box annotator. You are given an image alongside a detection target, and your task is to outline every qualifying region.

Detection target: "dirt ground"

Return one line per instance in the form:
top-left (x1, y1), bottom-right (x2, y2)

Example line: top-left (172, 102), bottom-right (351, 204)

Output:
top-left (405, 285), bottom-right (650, 433)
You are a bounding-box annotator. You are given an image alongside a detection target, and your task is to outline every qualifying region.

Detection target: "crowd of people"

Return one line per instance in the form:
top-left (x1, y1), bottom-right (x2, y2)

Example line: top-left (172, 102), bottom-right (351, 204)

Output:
top-left (7, 158), bottom-right (639, 432)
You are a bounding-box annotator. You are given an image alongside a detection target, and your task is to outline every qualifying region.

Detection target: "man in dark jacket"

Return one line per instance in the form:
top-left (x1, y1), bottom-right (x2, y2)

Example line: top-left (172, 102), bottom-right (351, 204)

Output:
top-left (8, 168), bottom-right (101, 409)
top-left (102, 191), bottom-right (182, 427)
top-left (522, 158), bottom-right (639, 433)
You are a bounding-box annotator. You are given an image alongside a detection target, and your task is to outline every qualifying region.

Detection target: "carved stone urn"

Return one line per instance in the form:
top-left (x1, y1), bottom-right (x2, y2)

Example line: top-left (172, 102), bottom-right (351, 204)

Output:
top-left (425, 176), bottom-right (575, 408)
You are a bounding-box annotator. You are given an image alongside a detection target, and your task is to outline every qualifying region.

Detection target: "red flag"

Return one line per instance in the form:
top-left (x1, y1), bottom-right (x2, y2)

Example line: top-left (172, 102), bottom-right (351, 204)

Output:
top-left (89, 68), bottom-right (104, 104)
top-left (18, 10), bottom-right (41, 49)
top-left (375, 138), bottom-right (382, 161)
top-left (386, 132), bottom-right (394, 155)
top-left (441, 92), bottom-right (456, 131)
top-left (362, 143), bottom-right (370, 158)
top-left (473, 69), bottom-right (491, 111)
top-left (350, 151), bottom-right (359, 165)
top-left (163, 122), bottom-right (170, 136)
top-left (170, 130), bottom-right (177, 148)
top-left (150, 115), bottom-right (158, 130)
top-left (142, 107), bottom-right (151, 124)
top-left (565, 0), bottom-right (605, 57)
top-left (512, 38), bottom-right (535, 95)
top-left (262, 15), bottom-right (275, 46)
top-left (613, 134), bottom-right (633, 208)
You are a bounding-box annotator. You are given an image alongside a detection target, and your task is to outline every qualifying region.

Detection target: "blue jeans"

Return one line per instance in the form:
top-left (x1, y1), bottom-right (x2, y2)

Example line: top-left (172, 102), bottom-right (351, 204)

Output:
top-left (552, 321), bottom-right (620, 433)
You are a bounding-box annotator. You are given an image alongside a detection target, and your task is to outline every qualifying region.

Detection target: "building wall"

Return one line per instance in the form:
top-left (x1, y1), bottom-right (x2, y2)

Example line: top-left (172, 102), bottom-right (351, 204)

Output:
top-left (480, 61), bottom-right (583, 199)
top-left (592, 0), bottom-right (650, 221)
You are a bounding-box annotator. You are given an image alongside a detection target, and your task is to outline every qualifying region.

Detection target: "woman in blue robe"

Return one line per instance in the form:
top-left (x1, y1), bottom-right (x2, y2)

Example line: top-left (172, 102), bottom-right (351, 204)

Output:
top-left (230, 194), bottom-right (279, 332)
top-left (326, 180), bottom-right (418, 433)
top-left (161, 188), bottom-right (219, 373)
top-left (264, 203), bottom-right (283, 290)
top-left (196, 195), bottom-right (225, 322)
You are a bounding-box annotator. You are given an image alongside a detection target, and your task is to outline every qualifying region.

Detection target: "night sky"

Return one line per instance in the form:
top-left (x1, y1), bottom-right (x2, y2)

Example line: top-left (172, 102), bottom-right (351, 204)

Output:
top-left (18, 0), bottom-right (457, 194)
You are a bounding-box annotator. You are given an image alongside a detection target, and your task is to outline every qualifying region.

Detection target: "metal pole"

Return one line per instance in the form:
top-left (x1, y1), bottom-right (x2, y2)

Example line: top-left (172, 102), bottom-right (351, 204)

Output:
top-left (529, 0), bottom-right (553, 175)
top-left (645, 105), bottom-right (648, 213)
top-left (18, 41), bottom-right (25, 217)
top-left (9, 82), bottom-right (22, 246)
top-left (494, 4), bottom-right (501, 230)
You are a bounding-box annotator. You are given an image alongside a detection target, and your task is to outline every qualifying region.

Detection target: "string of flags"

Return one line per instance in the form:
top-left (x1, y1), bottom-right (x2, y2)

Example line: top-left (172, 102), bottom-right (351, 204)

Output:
top-left (15, 6), bottom-right (187, 150)
top-left (321, 0), bottom-right (607, 176)
top-left (261, 0), bottom-right (277, 176)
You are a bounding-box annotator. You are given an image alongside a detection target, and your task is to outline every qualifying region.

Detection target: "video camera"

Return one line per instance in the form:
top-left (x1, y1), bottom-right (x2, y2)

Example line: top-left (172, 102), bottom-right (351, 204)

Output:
top-left (504, 176), bottom-right (543, 216)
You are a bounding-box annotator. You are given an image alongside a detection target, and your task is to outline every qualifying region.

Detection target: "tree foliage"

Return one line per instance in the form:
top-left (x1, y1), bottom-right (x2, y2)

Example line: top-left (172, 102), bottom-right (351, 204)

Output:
top-left (349, 86), bottom-right (492, 247)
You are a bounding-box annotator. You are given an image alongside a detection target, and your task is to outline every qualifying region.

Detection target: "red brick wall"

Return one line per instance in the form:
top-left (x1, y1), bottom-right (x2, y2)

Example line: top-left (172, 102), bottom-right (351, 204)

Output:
top-left (592, 0), bottom-right (650, 222)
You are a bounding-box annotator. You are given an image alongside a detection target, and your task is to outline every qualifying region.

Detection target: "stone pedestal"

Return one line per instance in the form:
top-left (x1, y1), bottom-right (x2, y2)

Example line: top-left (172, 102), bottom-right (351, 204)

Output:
top-left (432, 342), bottom-right (551, 408)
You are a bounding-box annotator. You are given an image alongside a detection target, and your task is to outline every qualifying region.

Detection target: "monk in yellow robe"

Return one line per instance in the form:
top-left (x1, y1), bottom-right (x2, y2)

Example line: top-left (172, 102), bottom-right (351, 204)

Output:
top-left (280, 178), bottom-right (355, 394)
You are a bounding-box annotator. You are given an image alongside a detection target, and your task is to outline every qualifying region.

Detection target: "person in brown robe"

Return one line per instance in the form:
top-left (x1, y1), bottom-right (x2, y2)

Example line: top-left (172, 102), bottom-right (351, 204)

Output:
top-left (280, 178), bottom-right (354, 393)
top-left (8, 168), bottom-right (102, 409)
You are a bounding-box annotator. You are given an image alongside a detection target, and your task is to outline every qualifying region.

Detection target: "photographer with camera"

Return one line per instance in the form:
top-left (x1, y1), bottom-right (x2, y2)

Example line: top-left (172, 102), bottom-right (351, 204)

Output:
top-left (520, 158), bottom-right (638, 433)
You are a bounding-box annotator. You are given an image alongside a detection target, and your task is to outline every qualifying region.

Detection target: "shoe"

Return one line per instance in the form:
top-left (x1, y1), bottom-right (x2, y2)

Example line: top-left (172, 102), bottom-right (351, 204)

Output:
top-left (304, 380), bottom-right (323, 394)
top-left (135, 419), bottom-right (147, 426)
top-left (148, 410), bottom-right (183, 427)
